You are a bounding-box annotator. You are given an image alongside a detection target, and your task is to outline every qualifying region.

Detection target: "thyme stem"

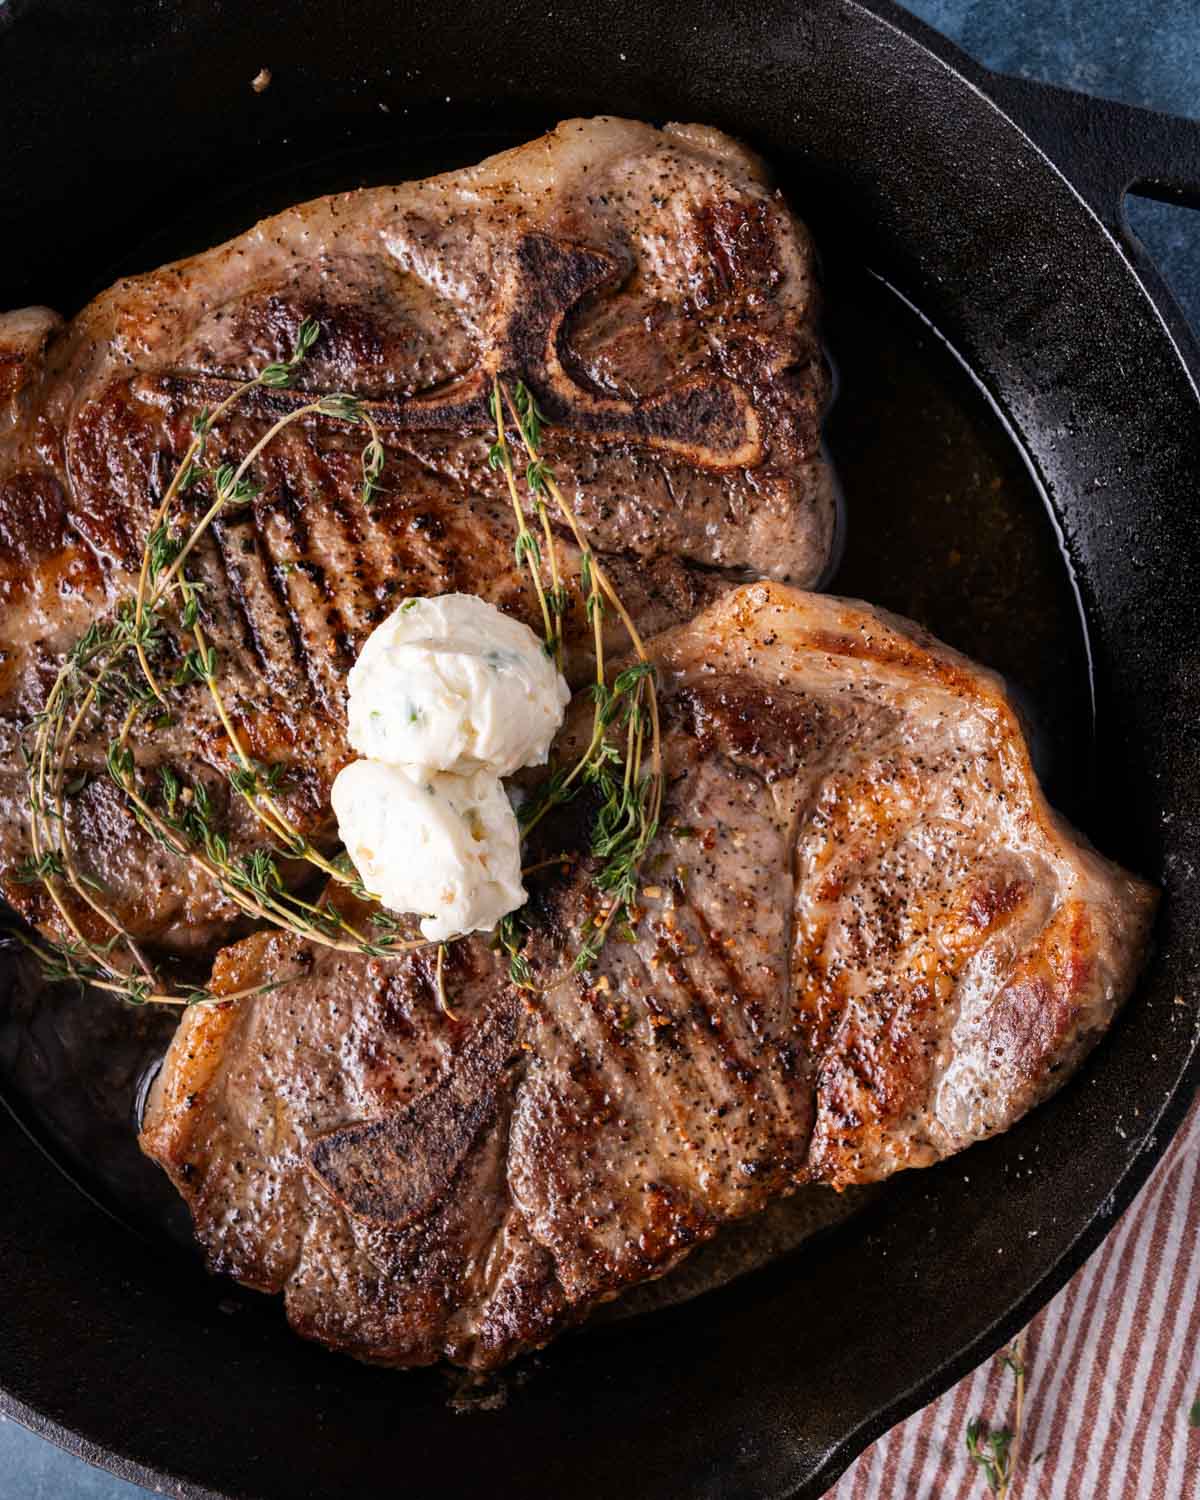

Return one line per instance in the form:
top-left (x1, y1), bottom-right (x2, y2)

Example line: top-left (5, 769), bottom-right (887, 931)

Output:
top-left (133, 373), bottom-right (263, 704)
top-left (489, 379), bottom-right (557, 652)
top-left (493, 379), bottom-right (664, 988)
top-left (20, 323), bottom-right (431, 1006)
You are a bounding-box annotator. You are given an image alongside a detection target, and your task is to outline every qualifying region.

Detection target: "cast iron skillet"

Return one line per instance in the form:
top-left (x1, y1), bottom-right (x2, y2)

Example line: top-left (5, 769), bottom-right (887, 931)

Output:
top-left (1, 1), bottom-right (1199, 1495)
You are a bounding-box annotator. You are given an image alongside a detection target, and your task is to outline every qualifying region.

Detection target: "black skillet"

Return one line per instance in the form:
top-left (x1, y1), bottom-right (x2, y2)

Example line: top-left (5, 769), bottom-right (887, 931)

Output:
top-left (0, 1), bottom-right (1198, 1495)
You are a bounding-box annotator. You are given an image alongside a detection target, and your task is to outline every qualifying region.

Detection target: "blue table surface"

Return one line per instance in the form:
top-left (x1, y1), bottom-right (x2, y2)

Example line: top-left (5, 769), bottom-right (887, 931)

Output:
top-left (4, 2), bottom-right (1200, 1496)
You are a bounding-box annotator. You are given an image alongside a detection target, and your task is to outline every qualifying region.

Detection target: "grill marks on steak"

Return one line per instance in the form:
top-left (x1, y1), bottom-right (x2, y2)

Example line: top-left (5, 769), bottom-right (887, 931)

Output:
top-left (0, 118), bottom-right (829, 950)
top-left (0, 415), bottom-right (728, 952)
top-left (140, 584), bottom-right (1155, 1369)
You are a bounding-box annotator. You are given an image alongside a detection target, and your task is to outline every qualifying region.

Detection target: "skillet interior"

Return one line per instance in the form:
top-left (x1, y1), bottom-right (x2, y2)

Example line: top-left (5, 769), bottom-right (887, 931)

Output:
top-left (0, 2), bottom-right (1197, 1496)
top-left (0, 170), bottom-right (1093, 1310)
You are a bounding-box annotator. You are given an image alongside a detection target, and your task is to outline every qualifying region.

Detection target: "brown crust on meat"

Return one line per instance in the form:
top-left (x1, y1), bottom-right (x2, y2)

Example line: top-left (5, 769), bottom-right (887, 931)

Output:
top-left (141, 582), bottom-right (1156, 1371)
top-left (307, 1004), bottom-right (521, 1229)
top-left (0, 118), bottom-right (832, 955)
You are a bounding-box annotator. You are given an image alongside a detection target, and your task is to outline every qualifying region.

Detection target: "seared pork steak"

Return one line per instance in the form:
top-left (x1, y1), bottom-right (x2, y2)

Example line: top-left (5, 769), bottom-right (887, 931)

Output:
top-left (141, 584), bottom-right (1155, 1370)
top-left (0, 118), bottom-right (831, 952)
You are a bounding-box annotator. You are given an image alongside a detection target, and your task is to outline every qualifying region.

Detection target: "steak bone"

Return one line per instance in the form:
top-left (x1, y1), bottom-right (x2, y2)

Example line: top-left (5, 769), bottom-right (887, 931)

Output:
top-left (306, 1003), bottom-right (520, 1230)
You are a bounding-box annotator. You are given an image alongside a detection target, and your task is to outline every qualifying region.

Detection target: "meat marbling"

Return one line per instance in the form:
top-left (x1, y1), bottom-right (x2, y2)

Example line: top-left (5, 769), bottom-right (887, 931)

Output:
top-left (141, 583), bottom-right (1155, 1370)
top-left (0, 118), bottom-right (832, 952)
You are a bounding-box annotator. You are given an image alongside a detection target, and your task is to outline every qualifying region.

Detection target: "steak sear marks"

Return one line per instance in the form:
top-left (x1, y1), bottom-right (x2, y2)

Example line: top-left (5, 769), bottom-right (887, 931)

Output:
top-left (0, 119), bottom-right (831, 953)
top-left (141, 584), bottom-right (1155, 1370)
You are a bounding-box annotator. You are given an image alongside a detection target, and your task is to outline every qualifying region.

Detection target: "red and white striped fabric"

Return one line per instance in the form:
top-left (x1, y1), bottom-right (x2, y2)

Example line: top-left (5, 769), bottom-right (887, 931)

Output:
top-left (828, 1095), bottom-right (1200, 1499)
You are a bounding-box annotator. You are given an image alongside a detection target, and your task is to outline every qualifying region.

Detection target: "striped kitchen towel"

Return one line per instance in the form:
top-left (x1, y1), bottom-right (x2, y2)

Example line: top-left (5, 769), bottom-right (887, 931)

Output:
top-left (828, 1094), bottom-right (1200, 1499)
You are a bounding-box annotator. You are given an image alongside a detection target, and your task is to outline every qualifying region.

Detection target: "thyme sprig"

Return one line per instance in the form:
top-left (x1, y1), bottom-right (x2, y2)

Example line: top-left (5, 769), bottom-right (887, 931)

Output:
top-left (18, 347), bottom-right (667, 1012)
top-left (966, 1331), bottom-right (1029, 1498)
top-left (19, 322), bottom-right (429, 1008)
top-left (487, 384), bottom-right (562, 665)
top-left (490, 377), bottom-right (664, 988)
top-left (26, 607), bottom-right (164, 998)
top-left (3, 926), bottom-right (276, 1009)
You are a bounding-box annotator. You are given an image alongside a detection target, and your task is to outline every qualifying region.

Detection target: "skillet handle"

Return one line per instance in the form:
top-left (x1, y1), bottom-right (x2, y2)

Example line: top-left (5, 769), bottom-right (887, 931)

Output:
top-left (984, 71), bottom-right (1200, 380)
top-left (983, 73), bottom-right (1200, 227)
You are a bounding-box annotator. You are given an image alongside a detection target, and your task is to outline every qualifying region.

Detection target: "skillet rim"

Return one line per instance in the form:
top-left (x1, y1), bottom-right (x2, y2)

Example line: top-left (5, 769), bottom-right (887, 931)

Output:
top-left (796, 4), bottom-right (1200, 1483)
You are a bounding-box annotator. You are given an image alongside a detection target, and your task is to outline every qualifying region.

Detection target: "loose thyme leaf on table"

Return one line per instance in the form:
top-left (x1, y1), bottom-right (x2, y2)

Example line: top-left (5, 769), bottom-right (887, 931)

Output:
top-left (965, 1419), bottom-right (1014, 1495)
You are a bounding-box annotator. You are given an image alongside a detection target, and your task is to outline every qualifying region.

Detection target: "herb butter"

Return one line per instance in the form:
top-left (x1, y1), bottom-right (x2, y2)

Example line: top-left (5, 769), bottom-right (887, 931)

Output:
top-left (331, 760), bottom-right (525, 943)
top-left (345, 593), bottom-right (569, 776)
top-left (334, 594), bottom-right (569, 942)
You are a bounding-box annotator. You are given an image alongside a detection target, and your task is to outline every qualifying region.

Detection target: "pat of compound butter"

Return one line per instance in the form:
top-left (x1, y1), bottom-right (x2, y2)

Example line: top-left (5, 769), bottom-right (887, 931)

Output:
top-left (346, 593), bottom-right (569, 777)
top-left (331, 759), bottom-right (525, 944)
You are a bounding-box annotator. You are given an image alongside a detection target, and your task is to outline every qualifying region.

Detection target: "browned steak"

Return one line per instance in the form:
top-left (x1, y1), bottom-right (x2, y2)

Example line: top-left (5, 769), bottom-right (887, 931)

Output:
top-left (0, 118), bottom-right (832, 952)
top-left (140, 584), bottom-right (1155, 1370)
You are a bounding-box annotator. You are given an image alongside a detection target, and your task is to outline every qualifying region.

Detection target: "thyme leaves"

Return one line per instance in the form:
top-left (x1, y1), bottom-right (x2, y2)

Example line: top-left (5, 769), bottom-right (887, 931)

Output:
top-left (965, 1332), bottom-right (1028, 1498)
top-left (488, 377), bottom-right (664, 991)
top-left (19, 351), bottom-right (667, 1014)
top-left (19, 321), bottom-right (423, 1007)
